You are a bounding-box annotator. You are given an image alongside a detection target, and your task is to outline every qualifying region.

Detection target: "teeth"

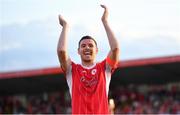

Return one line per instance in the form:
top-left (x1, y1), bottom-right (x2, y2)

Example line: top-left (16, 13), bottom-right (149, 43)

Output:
top-left (85, 52), bottom-right (90, 54)
top-left (84, 51), bottom-right (91, 55)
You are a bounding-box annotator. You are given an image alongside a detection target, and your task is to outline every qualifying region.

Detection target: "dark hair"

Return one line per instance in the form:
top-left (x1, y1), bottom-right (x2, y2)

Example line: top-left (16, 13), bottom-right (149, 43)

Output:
top-left (78, 35), bottom-right (97, 48)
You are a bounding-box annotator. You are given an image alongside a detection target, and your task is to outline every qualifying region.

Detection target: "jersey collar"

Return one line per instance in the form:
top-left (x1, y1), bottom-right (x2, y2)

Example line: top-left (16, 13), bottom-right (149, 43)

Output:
top-left (81, 63), bottom-right (96, 69)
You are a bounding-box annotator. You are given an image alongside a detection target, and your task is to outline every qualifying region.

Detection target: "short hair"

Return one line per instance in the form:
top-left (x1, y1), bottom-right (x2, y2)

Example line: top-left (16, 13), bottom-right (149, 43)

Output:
top-left (78, 35), bottom-right (97, 48)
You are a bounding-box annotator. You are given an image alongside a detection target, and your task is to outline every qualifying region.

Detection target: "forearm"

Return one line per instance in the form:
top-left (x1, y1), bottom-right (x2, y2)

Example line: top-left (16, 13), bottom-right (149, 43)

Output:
top-left (57, 25), bottom-right (69, 52)
top-left (57, 24), bottom-right (70, 71)
top-left (102, 20), bottom-right (119, 50)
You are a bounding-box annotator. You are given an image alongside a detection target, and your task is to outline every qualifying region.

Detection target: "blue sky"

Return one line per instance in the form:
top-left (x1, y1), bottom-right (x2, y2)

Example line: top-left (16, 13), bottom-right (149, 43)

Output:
top-left (0, 0), bottom-right (180, 72)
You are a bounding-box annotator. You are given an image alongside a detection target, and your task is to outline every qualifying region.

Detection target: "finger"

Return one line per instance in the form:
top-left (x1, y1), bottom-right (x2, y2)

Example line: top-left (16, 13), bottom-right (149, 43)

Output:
top-left (59, 15), bottom-right (63, 20)
top-left (58, 15), bottom-right (63, 25)
top-left (100, 4), bottom-right (106, 9)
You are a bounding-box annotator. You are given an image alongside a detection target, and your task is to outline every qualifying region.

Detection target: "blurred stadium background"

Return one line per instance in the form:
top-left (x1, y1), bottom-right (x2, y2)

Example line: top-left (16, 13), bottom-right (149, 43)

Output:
top-left (0, 55), bottom-right (179, 114)
top-left (1, 0), bottom-right (180, 114)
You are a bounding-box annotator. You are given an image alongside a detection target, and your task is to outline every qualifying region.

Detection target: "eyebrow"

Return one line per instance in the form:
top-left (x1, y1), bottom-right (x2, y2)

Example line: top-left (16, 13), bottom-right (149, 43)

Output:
top-left (81, 43), bottom-right (94, 45)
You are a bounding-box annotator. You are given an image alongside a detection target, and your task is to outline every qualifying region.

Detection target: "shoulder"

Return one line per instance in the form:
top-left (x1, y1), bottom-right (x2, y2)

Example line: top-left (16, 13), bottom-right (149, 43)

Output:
top-left (98, 57), bottom-right (118, 73)
top-left (64, 61), bottom-right (76, 74)
top-left (96, 59), bottom-right (107, 70)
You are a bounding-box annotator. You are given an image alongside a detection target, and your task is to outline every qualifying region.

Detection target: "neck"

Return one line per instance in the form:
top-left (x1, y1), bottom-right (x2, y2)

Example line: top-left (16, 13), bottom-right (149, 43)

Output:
top-left (81, 61), bottom-right (95, 67)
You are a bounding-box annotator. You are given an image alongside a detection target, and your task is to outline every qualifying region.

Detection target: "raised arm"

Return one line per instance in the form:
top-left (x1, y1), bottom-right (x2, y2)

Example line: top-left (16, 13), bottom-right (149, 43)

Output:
top-left (101, 5), bottom-right (119, 66)
top-left (57, 15), bottom-right (71, 72)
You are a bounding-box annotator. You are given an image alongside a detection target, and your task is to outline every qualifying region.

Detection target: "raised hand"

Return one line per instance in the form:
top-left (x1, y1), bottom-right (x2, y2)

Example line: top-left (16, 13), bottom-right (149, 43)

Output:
top-left (100, 4), bottom-right (108, 22)
top-left (58, 15), bottom-right (68, 27)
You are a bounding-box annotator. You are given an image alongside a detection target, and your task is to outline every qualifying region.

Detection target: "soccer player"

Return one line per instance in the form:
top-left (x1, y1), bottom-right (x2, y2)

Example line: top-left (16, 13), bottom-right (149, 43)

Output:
top-left (57, 4), bottom-right (119, 114)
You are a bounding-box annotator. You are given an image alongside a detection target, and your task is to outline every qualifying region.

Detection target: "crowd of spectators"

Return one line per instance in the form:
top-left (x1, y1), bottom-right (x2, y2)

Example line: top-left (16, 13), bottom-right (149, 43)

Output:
top-left (0, 91), bottom-right (71, 114)
top-left (0, 83), bottom-right (179, 114)
top-left (110, 83), bottom-right (179, 114)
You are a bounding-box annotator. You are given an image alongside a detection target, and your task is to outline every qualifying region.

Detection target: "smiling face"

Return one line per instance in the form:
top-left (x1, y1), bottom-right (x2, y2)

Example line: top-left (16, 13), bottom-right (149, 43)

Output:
top-left (78, 38), bottom-right (98, 64)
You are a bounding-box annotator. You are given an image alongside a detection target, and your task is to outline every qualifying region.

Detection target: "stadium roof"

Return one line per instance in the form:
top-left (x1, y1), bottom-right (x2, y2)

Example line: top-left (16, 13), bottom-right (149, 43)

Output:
top-left (0, 55), bottom-right (180, 95)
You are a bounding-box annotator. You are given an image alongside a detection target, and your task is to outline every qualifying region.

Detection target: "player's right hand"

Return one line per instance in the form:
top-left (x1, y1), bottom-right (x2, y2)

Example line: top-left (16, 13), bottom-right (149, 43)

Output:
top-left (58, 15), bottom-right (68, 27)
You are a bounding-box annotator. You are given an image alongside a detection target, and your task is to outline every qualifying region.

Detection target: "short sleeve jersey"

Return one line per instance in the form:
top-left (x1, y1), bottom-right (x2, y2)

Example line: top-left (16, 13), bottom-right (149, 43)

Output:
top-left (65, 58), bottom-right (116, 114)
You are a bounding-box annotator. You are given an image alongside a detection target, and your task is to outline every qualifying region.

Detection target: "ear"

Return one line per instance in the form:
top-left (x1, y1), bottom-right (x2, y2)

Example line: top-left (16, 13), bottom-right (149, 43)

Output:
top-left (96, 48), bottom-right (98, 54)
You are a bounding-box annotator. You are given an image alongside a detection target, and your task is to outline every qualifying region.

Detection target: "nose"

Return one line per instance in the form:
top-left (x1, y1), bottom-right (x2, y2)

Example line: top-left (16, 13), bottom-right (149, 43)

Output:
top-left (85, 45), bottom-right (90, 49)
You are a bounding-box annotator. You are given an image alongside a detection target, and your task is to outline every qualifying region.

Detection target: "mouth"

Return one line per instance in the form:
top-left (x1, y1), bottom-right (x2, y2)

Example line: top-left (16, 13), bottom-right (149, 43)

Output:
top-left (83, 50), bottom-right (92, 56)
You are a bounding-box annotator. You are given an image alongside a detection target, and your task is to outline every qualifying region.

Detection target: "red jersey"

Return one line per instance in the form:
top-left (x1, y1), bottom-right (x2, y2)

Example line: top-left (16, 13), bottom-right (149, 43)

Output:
top-left (65, 57), bottom-right (117, 114)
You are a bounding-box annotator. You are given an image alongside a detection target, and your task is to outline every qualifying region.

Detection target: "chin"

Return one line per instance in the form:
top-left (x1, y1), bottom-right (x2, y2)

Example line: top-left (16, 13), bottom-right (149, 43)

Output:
top-left (81, 55), bottom-right (94, 62)
top-left (84, 58), bottom-right (92, 62)
top-left (83, 58), bottom-right (93, 62)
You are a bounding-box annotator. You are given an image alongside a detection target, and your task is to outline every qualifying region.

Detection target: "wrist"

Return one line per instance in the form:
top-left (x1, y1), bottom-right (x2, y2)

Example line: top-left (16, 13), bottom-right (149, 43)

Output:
top-left (63, 22), bottom-right (68, 26)
top-left (102, 20), bottom-right (108, 25)
top-left (63, 23), bottom-right (69, 28)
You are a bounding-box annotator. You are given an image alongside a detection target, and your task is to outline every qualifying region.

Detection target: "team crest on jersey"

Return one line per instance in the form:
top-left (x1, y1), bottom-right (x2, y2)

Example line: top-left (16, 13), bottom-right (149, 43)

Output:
top-left (91, 69), bottom-right (97, 75)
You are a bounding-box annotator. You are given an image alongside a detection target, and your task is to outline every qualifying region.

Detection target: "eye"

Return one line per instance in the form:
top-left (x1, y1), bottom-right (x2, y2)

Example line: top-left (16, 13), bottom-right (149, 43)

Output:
top-left (89, 44), bottom-right (94, 48)
top-left (81, 44), bottom-right (86, 48)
